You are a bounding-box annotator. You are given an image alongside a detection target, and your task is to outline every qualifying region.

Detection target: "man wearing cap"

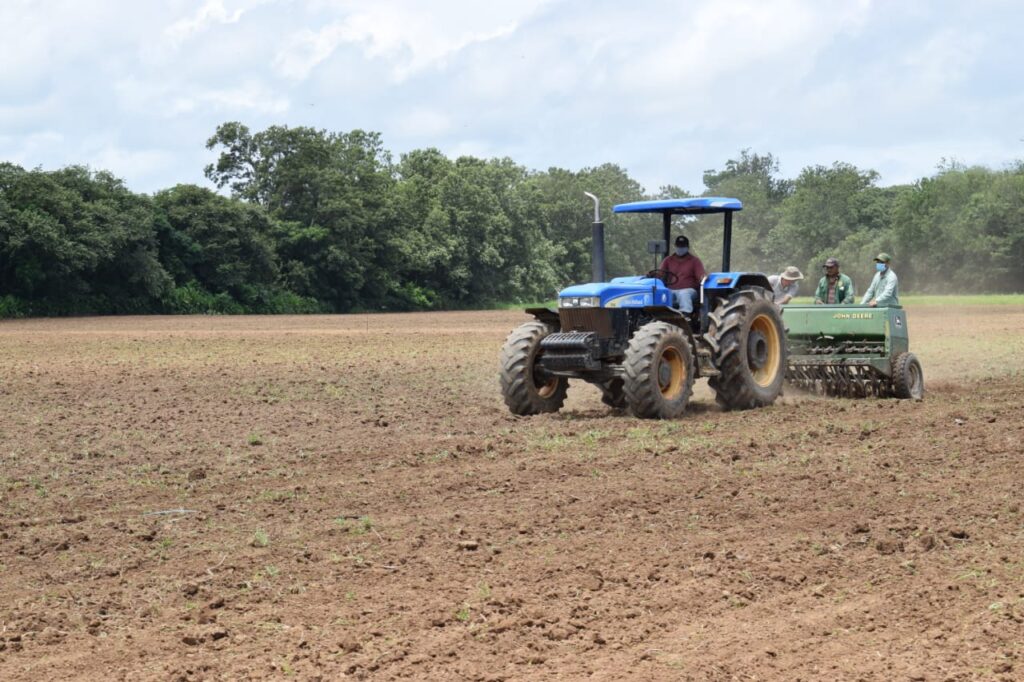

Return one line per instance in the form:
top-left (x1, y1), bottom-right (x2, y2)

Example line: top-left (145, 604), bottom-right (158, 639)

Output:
top-left (814, 257), bottom-right (855, 305)
top-left (861, 253), bottom-right (899, 307)
top-left (658, 235), bottom-right (705, 313)
top-left (767, 266), bottom-right (803, 305)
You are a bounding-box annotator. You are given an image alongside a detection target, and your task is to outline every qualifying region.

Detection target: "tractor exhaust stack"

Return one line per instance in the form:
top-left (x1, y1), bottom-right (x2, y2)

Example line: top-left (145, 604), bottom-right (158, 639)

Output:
top-left (584, 192), bottom-right (606, 283)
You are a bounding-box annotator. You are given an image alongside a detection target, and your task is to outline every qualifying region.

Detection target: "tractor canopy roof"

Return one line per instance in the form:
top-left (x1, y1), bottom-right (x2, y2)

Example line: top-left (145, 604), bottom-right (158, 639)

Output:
top-left (613, 197), bottom-right (742, 215)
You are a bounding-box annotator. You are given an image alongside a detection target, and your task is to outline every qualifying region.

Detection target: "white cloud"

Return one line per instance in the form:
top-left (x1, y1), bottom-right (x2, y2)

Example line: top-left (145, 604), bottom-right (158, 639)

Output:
top-left (171, 83), bottom-right (291, 115)
top-left (114, 77), bottom-right (289, 118)
top-left (0, 131), bottom-right (66, 166)
top-left (165, 0), bottom-right (251, 44)
top-left (902, 28), bottom-right (985, 92)
top-left (87, 144), bottom-right (177, 181)
top-left (273, 0), bottom-right (551, 81)
top-left (393, 108), bottom-right (452, 137)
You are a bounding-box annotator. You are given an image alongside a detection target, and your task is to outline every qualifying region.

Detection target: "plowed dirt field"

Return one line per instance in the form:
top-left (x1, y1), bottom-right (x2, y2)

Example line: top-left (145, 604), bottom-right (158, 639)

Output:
top-left (1, 307), bottom-right (1022, 681)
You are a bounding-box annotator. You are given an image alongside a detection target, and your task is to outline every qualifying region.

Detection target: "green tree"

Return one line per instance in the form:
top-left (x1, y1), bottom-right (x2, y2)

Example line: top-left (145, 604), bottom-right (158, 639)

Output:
top-left (154, 184), bottom-right (279, 305)
top-left (769, 162), bottom-right (886, 279)
top-left (891, 163), bottom-right (1024, 292)
top-left (0, 163), bottom-right (169, 314)
top-left (696, 150), bottom-right (792, 273)
top-left (205, 122), bottom-right (395, 310)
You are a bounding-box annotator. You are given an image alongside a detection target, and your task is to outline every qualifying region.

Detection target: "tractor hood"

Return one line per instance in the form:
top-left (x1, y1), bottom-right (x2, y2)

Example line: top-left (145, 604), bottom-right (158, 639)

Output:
top-left (558, 276), bottom-right (673, 308)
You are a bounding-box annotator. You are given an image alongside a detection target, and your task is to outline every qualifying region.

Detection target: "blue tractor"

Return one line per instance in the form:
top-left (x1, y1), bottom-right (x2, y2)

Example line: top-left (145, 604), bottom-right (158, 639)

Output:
top-left (499, 194), bottom-right (786, 419)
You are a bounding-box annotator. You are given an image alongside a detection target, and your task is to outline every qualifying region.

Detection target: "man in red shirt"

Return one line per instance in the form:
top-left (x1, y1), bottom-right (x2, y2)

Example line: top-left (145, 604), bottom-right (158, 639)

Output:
top-left (658, 235), bottom-right (705, 313)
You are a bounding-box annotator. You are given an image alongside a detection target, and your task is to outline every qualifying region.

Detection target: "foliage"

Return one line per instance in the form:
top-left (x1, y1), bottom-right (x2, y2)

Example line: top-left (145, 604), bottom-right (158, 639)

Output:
top-left (1, 127), bottom-right (1022, 319)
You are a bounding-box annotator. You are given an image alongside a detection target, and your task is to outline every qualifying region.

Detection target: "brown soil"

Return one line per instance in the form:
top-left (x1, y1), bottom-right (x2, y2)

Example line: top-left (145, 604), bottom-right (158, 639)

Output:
top-left (0, 308), bottom-right (1022, 680)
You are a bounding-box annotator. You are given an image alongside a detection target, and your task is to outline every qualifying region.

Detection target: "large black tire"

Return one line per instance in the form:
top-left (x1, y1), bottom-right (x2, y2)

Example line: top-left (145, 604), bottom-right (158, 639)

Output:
top-left (706, 287), bottom-right (786, 410)
top-left (891, 352), bottom-right (924, 399)
top-left (599, 377), bottom-right (626, 410)
top-left (623, 322), bottom-right (695, 419)
top-left (499, 321), bottom-right (568, 415)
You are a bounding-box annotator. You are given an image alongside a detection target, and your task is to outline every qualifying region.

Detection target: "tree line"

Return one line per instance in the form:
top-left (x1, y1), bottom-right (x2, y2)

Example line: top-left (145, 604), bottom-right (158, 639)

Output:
top-left (1, 123), bottom-right (1021, 318)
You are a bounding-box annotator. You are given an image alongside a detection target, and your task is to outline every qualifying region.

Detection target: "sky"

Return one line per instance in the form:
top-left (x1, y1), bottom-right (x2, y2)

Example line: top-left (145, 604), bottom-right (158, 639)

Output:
top-left (1, 0), bottom-right (1022, 195)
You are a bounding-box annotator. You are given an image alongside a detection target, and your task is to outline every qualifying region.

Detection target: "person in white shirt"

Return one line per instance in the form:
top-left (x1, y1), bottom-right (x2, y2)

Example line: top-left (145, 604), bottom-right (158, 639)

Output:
top-left (860, 253), bottom-right (899, 307)
top-left (767, 266), bottom-right (804, 304)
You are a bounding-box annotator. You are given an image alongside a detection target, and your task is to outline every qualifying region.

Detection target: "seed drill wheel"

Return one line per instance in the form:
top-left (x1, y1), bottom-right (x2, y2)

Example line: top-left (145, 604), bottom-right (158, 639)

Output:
top-left (499, 320), bottom-right (568, 415)
top-left (623, 321), bottom-right (695, 419)
top-left (891, 352), bottom-right (924, 399)
top-left (706, 287), bottom-right (786, 410)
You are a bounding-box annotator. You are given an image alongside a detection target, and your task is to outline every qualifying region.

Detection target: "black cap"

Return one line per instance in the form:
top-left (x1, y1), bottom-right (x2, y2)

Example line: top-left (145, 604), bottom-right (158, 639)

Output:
top-left (674, 235), bottom-right (689, 247)
top-left (823, 257), bottom-right (839, 268)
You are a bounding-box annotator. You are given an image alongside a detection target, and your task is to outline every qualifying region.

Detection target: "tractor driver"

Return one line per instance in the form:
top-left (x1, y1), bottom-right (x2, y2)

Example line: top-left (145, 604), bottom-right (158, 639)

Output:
top-left (659, 235), bottom-right (705, 314)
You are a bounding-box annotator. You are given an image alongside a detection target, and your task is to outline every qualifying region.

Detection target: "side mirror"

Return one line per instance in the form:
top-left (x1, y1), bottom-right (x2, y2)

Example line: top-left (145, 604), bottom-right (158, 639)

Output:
top-left (647, 239), bottom-right (666, 255)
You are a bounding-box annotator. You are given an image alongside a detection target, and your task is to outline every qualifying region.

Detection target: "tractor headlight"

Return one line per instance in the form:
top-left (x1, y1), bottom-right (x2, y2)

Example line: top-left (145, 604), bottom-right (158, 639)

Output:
top-left (559, 296), bottom-right (601, 308)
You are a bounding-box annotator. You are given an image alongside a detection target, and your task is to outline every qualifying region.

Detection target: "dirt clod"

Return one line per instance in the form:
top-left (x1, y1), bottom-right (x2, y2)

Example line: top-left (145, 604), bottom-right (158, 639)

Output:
top-left (875, 539), bottom-right (903, 555)
top-left (340, 637), bottom-right (362, 653)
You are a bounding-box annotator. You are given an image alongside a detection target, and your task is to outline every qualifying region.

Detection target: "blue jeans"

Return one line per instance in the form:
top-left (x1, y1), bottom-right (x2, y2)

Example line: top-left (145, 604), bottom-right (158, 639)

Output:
top-left (672, 288), bottom-right (698, 313)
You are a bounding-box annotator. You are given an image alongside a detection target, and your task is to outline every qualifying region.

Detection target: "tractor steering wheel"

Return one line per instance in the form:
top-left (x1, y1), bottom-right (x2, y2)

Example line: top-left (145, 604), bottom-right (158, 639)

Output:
top-left (646, 269), bottom-right (679, 287)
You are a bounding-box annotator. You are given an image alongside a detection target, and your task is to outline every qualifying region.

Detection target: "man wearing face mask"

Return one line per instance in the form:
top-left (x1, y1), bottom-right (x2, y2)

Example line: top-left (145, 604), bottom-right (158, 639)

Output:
top-left (860, 252), bottom-right (899, 307)
top-left (658, 235), bottom-right (705, 314)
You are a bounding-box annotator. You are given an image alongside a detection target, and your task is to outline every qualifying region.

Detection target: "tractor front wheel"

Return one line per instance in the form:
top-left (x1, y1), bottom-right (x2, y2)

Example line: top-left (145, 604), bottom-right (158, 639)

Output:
top-left (891, 352), bottom-right (924, 399)
top-left (499, 321), bottom-right (568, 415)
top-left (623, 322), bottom-right (695, 419)
top-left (706, 287), bottom-right (786, 410)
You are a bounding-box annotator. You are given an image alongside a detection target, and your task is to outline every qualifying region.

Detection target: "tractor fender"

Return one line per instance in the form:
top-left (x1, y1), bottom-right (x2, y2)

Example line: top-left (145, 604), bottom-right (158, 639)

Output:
top-left (734, 273), bottom-right (772, 293)
top-left (703, 273), bottom-right (773, 294)
top-left (524, 307), bottom-right (560, 326)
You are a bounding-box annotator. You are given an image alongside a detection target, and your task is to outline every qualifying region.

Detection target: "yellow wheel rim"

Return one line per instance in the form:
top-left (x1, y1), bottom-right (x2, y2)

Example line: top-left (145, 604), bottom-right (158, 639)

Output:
top-left (536, 375), bottom-right (559, 398)
top-left (658, 346), bottom-right (686, 399)
top-left (750, 314), bottom-right (782, 388)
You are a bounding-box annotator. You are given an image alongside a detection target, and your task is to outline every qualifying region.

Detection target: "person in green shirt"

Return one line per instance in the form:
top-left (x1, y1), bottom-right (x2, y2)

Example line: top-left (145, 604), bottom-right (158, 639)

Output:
top-left (814, 257), bottom-right (855, 304)
top-left (860, 252), bottom-right (899, 307)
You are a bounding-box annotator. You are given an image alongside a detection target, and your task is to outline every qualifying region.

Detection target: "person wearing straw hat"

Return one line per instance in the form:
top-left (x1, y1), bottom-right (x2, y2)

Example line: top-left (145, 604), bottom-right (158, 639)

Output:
top-left (767, 266), bottom-right (804, 304)
top-left (860, 252), bottom-right (900, 307)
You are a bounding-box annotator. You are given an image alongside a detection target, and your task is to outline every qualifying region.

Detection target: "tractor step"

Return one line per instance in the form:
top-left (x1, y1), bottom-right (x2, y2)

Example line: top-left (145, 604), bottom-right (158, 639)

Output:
top-left (696, 348), bottom-right (720, 377)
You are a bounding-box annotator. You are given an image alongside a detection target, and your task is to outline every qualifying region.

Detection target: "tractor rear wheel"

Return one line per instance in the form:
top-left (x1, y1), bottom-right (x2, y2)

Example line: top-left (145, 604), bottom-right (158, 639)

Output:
top-left (891, 352), bottom-right (924, 399)
top-left (706, 287), bottom-right (786, 410)
top-left (499, 320), bottom-right (568, 415)
top-left (623, 321), bottom-right (695, 419)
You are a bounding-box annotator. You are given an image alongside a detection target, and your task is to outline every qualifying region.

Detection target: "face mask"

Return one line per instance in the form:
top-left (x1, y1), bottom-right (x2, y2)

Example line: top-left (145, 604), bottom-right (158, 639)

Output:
top-left (875, 262), bottom-right (886, 272)
top-left (675, 247), bottom-right (688, 256)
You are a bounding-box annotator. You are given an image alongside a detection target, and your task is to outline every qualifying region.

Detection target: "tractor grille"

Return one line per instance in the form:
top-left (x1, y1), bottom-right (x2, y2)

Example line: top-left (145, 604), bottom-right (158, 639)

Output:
top-left (559, 308), bottom-right (613, 337)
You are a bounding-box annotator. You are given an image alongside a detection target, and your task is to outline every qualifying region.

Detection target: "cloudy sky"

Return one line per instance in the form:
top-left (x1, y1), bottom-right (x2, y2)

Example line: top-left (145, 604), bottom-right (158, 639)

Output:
top-left (2, 0), bottom-right (1021, 195)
